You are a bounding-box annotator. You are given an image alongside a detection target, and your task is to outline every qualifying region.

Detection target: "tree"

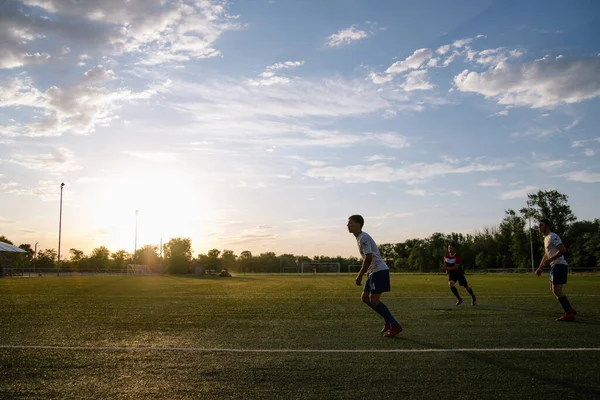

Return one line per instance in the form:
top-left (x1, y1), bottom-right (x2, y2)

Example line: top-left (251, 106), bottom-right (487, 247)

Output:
top-left (135, 245), bottom-right (160, 272)
top-left (35, 249), bottom-right (57, 271)
top-left (499, 209), bottom-right (530, 270)
top-left (89, 246), bottom-right (111, 271)
top-left (111, 249), bottom-right (130, 273)
top-left (164, 237), bottom-right (192, 274)
top-left (221, 250), bottom-right (237, 271)
top-left (521, 190), bottom-right (576, 238)
top-left (0, 236), bottom-right (13, 245)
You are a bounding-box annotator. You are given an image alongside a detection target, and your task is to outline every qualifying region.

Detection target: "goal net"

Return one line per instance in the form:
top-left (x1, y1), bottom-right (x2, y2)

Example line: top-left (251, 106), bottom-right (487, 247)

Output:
top-left (300, 262), bottom-right (340, 274)
top-left (126, 264), bottom-right (151, 275)
top-left (347, 264), bottom-right (362, 273)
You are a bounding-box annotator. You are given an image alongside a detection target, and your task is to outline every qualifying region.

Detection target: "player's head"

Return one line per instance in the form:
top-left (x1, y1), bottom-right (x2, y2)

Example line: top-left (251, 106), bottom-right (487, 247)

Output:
top-left (538, 218), bottom-right (552, 235)
top-left (347, 215), bottom-right (364, 234)
top-left (448, 243), bottom-right (456, 254)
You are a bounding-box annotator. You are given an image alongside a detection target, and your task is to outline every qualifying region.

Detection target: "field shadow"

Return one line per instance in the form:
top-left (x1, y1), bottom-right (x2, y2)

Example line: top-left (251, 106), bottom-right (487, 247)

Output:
top-left (457, 350), bottom-right (600, 398)
top-left (396, 336), bottom-right (600, 397)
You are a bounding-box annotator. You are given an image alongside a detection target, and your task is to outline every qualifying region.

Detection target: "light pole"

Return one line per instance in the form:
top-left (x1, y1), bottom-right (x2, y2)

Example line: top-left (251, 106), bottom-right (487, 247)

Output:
top-left (527, 200), bottom-right (535, 273)
top-left (34, 242), bottom-right (39, 274)
top-left (57, 183), bottom-right (65, 276)
top-left (133, 210), bottom-right (139, 266)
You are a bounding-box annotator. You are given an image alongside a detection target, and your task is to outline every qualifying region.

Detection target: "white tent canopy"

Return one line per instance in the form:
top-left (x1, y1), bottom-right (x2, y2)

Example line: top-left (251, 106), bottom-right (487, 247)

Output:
top-left (0, 241), bottom-right (27, 253)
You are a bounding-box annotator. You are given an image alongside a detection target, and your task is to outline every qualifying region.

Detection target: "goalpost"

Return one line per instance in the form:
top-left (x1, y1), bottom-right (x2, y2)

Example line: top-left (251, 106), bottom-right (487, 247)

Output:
top-left (300, 262), bottom-right (340, 274)
top-left (126, 264), bottom-right (151, 275)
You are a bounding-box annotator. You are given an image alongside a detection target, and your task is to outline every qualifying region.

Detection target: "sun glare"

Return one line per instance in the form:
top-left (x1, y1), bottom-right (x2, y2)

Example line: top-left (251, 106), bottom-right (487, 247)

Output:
top-left (90, 171), bottom-right (210, 251)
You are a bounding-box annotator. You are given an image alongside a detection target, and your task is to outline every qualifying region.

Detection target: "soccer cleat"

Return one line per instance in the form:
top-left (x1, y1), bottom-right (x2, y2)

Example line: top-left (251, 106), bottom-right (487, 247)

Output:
top-left (471, 297), bottom-right (476, 306)
top-left (380, 322), bottom-right (391, 334)
top-left (385, 324), bottom-right (403, 338)
top-left (456, 299), bottom-right (464, 306)
top-left (570, 308), bottom-right (577, 316)
top-left (556, 313), bottom-right (575, 322)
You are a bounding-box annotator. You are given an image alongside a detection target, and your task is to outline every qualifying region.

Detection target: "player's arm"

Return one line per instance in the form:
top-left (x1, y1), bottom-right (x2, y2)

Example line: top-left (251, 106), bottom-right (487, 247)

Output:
top-left (355, 253), bottom-right (372, 286)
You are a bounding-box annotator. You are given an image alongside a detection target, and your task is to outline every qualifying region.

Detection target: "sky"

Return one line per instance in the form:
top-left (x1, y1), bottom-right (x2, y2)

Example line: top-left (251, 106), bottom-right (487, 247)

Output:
top-left (1, 0), bottom-right (599, 259)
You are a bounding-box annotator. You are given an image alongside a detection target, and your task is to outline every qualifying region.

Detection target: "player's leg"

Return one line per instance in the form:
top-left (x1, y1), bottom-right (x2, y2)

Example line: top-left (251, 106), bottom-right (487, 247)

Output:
top-left (362, 277), bottom-right (390, 332)
top-left (369, 271), bottom-right (402, 336)
top-left (459, 276), bottom-right (476, 305)
top-left (551, 264), bottom-right (575, 321)
top-left (449, 278), bottom-right (463, 305)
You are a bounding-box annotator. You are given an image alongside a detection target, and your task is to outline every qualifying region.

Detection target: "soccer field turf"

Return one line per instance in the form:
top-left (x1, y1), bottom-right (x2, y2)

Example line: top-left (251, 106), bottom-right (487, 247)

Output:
top-left (1, 274), bottom-right (600, 399)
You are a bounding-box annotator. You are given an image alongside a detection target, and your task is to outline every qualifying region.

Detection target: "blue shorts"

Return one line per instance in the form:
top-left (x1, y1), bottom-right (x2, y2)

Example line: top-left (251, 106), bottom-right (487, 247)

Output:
top-left (550, 264), bottom-right (568, 285)
top-left (363, 270), bottom-right (391, 294)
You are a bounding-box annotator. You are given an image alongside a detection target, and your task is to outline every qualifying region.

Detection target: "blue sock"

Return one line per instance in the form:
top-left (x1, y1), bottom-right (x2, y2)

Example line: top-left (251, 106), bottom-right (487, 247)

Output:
top-left (372, 302), bottom-right (399, 327)
top-left (558, 296), bottom-right (573, 313)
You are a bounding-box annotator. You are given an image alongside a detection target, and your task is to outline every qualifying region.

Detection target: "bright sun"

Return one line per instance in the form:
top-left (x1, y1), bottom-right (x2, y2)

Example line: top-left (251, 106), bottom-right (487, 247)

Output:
top-left (90, 170), bottom-right (209, 251)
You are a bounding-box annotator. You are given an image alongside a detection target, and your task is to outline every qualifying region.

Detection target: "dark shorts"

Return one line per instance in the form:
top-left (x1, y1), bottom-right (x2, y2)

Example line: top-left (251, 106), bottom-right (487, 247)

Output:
top-left (550, 264), bottom-right (568, 285)
top-left (449, 272), bottom-right (468, 287)
top-left (363, 270), bottom-right (391, 294)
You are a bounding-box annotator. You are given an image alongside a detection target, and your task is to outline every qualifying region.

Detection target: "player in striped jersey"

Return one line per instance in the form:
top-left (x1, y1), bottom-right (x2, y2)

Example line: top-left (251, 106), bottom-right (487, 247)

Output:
top-left (443, 243), bottom-right (476, 306)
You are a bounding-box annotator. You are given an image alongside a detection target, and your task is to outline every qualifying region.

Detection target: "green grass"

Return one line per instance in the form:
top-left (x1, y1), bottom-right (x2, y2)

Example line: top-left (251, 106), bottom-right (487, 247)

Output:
top-left (1, 274), bottom-right (600, 399)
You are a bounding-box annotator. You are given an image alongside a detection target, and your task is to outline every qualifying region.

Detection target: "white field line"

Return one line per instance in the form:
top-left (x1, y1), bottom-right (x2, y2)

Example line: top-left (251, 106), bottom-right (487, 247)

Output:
top-left (1, 294), bottom-right (600, 299)
top-left (1, 345), bottom-right (600, 353)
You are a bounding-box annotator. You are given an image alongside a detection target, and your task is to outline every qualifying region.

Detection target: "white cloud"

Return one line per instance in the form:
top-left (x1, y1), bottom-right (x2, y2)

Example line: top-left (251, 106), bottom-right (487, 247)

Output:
top-left (572, 140), bottom-right (586, 147)
top-left (454, 55), bottom-right (600, 108)
top-left (0, 216), bottom-right (17, 224)
top-left (478, 179), bottom-right (501, 187)
top-left (11, 0), bottom-right (242, 67)
top-left (0, 69), bottom-right (158, 136)
top-left (511, 127), bottom-right (559, 138)
top-left (0, 180), bottom-right (65, 201)
top-left (2, 147), bottom-right (81, 173)
top-left (452, 34), bottom-right (485, 49)
top-left (401, 70), bottom-right (434, 91)
top-left (584, 149), bottom-right (596, 157)
top-left (563, 171), bottom-right (600, 183)
top-left (368, 72), bottom-right (393, 84)
top-left (565, 119), bottom-right (580, 130)
top-left (436, 45), bottom-right (451, 55)
top-left (365, 155), bottom-right (396, 162)
top-left (540, 160), bottom-right (565, 170)
top-left (475, 48), bottom-right (524, 66)
top-left (501, 185), bottom-right (538, 200)
top-left (121, 151), bottom-right (180, 162)
top-left (325, 25), bottom-right (370, 48)
top-left (385, 48), bottom-right (433, 75)
top-left (249, 60), bottom-right (304, 86)
top-left (306, 160), bottom-right (514, 184)
top-left (494, 110), bottom-right (509, 116)
top-left (406, 189), bottom-right (427, 196)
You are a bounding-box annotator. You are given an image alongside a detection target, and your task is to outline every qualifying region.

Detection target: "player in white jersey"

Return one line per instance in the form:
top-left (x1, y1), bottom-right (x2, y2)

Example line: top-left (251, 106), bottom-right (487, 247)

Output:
top-left (535, 218), bottom-right (577, 321)
top-left (347, 215), bottom-right (402, 337)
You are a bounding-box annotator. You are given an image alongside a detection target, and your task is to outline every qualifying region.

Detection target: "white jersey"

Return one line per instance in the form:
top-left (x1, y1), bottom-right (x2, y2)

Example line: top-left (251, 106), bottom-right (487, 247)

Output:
top-left (544, 232), bottom-right (567, 266)
top-left (356, 232), bottom-right (389, 275)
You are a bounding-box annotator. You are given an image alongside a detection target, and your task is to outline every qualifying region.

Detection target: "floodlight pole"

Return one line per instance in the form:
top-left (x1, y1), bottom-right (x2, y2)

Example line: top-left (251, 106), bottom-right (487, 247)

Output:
top-left (133, 210), bottom-right (139, 266)
top-left (57, 183), bottom-right (65, 276)
top-left (528, 200), bottom-right (535, 273)
top-left (34, 242), bottom-right (39, 274)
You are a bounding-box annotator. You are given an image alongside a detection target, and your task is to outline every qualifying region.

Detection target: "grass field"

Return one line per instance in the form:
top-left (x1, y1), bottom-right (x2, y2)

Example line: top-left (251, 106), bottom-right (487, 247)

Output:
top-left (1, 273), bottom-right (600, 399)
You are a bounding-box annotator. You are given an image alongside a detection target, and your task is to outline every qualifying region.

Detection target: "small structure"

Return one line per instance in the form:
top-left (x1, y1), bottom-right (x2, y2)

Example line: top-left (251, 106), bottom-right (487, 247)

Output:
top-left (0, 241), bottom-right (27, 277)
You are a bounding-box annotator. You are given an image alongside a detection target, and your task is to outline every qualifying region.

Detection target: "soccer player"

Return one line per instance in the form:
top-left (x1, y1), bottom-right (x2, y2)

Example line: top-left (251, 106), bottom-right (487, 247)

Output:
top-left (535, 218), bottom-right (577, 321)
top-left (443, 243), bottom-right (476, 306)
top-left (347, 215), bottom-right (402, 337)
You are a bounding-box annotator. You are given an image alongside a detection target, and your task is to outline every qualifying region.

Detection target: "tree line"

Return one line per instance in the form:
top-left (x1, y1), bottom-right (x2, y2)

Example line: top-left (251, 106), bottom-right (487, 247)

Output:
top-left (2, 190), bottom-right (599, 275)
